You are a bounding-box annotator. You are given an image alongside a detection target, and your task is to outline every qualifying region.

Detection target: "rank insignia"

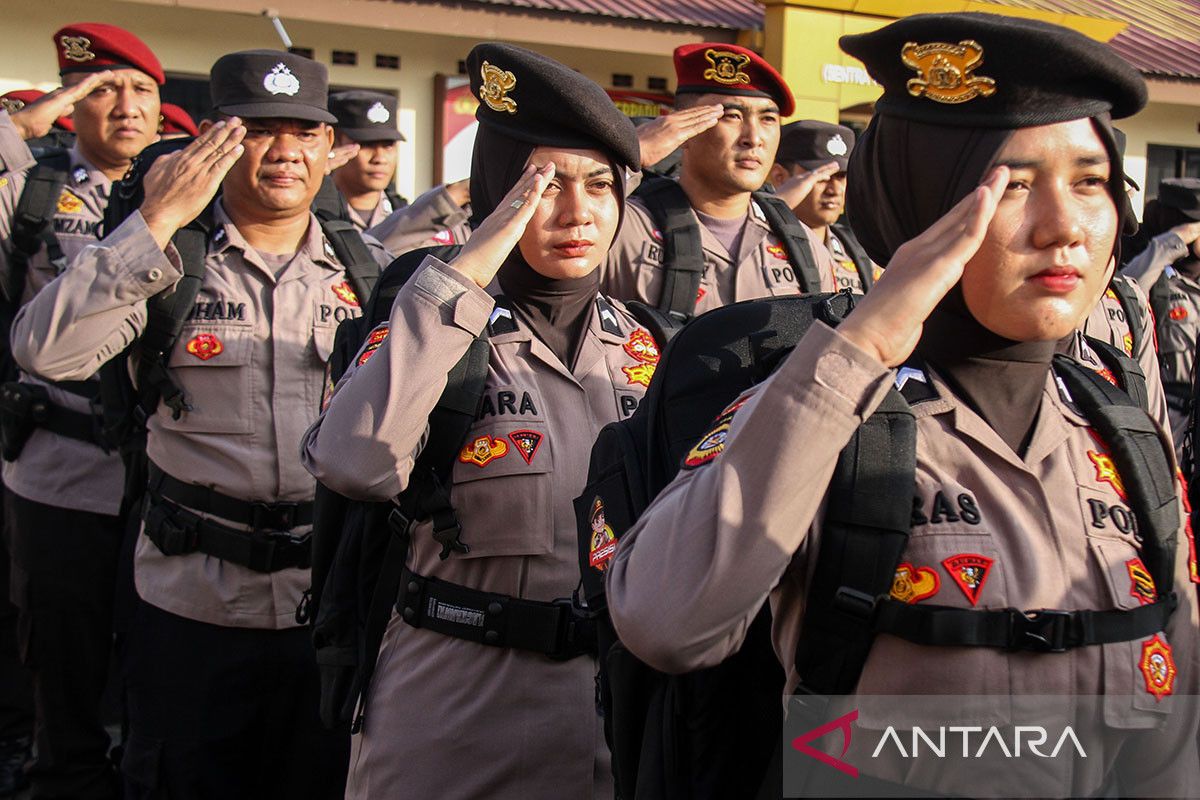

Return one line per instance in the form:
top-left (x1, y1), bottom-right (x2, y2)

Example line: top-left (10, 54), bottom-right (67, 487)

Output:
top-left (185, 332), bottom-right (223, 361)
top-left (459, 434), bottom-right (508, 467)
top-left (60, 35), bottom-right (96, 62)
top-left (479, 60), bottom-right (518, 114)
top-left (357, 325), bottom-right (389, 366)
top-left (56, 190), bottom-right (83, 214)
top-left (703, 49), bottom-right (751, 86)
top-left (942, 553), bottom-right (993, 606)
top-left (766, 243), bottom-right (788, 261)
top-left (1087, 430), bottom-right (1127, 501)
top-left (621, 330), bottom-right (660, 388)
top-left (366, 101), bottom-right (390, 124)
top-left (508, 430), bottom-right (543, 465)
top-left (890, 563), bottom-right (939, 604)
top-left (683, 398), bottom-right (747, 470)
top-left (331, 281), bottom-right (359, 307)
top-left (1126, 558), bottom-right (1156, 606)
top-left (901, 40), bottom-right (996, 105)
top-left (1139, 635), bottom-right (1177, 701)
top-left (1170, 306), bottom-right (1188, 321)
top-left (588, 496), bottom-right (618, 572)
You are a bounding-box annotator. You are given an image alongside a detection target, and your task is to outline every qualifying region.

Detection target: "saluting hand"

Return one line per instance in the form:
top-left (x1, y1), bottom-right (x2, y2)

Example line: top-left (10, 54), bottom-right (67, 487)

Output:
top-left (450, 162), bottom-right (554, 289)
top-left (837, 166), bottom-right (1009, 367)
top-left (774, 162), bottom-right (841, 210)
top-left (140, 118), bottom-right (247, 250)
top-left (324, 142), bottom-right (360, 174)
top-left (9, 72), bottom-right (115, 141)
top-left (637, 104), bottom-right (723, 169)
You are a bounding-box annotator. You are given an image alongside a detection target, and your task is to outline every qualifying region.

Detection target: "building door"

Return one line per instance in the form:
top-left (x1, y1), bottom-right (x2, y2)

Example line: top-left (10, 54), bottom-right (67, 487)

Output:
top-left (1146, 143), bottom-right (1200, 200)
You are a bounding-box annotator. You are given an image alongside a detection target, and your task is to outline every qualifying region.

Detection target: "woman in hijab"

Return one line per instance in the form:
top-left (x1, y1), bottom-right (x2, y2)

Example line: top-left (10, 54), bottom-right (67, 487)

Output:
top-left (302, 43), bottom-right (651, 799)
top-left (606, 12), bottom-right (1199, 797)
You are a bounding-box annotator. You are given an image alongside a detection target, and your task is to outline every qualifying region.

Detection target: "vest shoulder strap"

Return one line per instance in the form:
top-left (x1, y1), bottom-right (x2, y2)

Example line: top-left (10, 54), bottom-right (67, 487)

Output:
top-left (1082, 333), bottom-right (1149, 414)
top-left (6, 149), bottom-right (71, 305)
top-left (633, 176), bottom-right (706, 321)
top-left (830, 222), bottom-right (874, 291)
top-left (319, 216), bottom-right (379, 305)
top-left (1110, 275), bottom-right (1146, 357)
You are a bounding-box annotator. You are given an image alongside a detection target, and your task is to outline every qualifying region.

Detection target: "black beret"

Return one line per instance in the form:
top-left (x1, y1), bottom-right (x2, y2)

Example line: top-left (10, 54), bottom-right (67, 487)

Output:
top-left (329, 90), bottom-right (405, 142)
top-left (1113, 127), bottom-right (1140, 191)
top-left (840, 13), bottom-right (1146, 128)
top-left (777, 120), bottom-right (856, 171)
top-left (466, 43), bottom-right (640, 170)
top-left (210, 50), bottom-right (335, 124)
top-left (1159, 178), bottom-right (1200, 221)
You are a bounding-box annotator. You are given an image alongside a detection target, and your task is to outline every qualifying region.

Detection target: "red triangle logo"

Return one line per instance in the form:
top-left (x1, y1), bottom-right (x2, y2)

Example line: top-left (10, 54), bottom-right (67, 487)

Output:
top-left (941, 553), bottom-right (993, 606)
top-left (508, 430), bottom-right (543, 465)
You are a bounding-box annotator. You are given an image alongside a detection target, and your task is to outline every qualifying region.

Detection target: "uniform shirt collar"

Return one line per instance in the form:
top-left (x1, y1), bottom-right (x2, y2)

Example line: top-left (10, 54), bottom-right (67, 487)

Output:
top-left (210, 199), bottom-right (341, 271)
top-left (66, 145), bottom-right (112, 191)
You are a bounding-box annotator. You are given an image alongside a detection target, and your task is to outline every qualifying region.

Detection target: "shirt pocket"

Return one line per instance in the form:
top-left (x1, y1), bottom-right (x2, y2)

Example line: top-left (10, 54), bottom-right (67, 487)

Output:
top-left (448, 419), bottom-right (555, 559)
top-left (159, 323), bottom-right (254, 435)
top-left (760, 256), bottom-right (802, 297)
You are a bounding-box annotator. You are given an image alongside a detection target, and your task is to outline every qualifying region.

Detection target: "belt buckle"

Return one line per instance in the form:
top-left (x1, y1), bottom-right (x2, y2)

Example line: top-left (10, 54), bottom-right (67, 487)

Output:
top-left (1012, 609), bottom-right (1070, 653)
top-left (251, 501), bottom-right (297, 531)
top-left (264, 529), bottom-right (311, 548)
top-left (549, 598), bottom-right (597, 661)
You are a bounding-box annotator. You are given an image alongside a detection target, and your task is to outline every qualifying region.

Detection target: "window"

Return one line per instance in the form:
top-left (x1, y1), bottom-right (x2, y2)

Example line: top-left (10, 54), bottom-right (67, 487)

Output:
top-left (332, 50), bottom-right (357, 66)
top-left (611, 73), bottom-right (633, 88)
top-left (1146, 144), bottom-right (1200, 200)
top-left (647, 76), bottom-right (668, 92)
top-left (288, 46), bottom-right (314, 59)
top-left (375, 54), bottom-right (400, 70)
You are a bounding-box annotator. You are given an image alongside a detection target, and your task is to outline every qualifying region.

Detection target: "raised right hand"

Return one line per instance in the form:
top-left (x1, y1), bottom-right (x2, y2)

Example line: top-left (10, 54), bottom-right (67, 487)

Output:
top-left (637, 104), bottom-right (723, 168)
top-left (836, 166), bottom-right (1009, 367)
top-left (773, 162), bottom-right (841, 211)
top-left (450, 162), bottom-right (553, 288)
top-left (9, 72), bottom-right (114, 140)
top-left (140, 119), bottom-right (246, 250)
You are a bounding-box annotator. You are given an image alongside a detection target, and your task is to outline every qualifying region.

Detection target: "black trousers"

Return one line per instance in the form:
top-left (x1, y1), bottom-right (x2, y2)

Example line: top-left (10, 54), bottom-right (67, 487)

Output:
top-left (4, 488), bottom-right (122, 799)
top-left (0, 488), bottom-right (34, 743)
top-left (121, 598), bottom-right (349, 800)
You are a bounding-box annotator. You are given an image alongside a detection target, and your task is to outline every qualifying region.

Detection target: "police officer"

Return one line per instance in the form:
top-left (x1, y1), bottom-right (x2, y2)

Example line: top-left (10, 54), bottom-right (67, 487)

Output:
top-left (327, 90), bottom-right (405, 231)
top-left (607, 12), bottom-right (1198, 797)
top-left (302, 42), bottom-right (652, 799)
top-left (602, 43), bottom-right (838, 316)
top-left (11, 49), bottom-right (388, 797)
top-left (158, 102), bottom-right (198, 139)
top-left (0, 90), bottom-right (75, 150)
top-left (0, 23), bottom-right (162, 800)
top-left (768, 119), bottom-right (880, 293)
top-left (365, 178), bottom-right (472, 254)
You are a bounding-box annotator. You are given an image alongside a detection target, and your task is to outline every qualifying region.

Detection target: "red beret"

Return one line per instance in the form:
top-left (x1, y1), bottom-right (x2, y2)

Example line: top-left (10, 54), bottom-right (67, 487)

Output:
top-left (0, 89), bottom-right (75, 131)
top-left (673, 43), bottom-right (794, 117)
top-left (159, 103), bottom-right (198, 136)
top-left (54, 23), bottom-right (164, 85)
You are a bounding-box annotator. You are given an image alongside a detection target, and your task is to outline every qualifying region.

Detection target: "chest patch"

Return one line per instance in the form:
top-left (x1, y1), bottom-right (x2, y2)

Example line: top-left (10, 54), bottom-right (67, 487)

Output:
top-left (621, 329), bottom-right (660, 388)
top-left (1139, 635), bottom-right (1177, 701)
top-left (459, 435), bottom-right (508, 467)
top-left (1086, 430), bottom-right (1127, 501)
top-left (942, 553), bottom-right (993, 606)
top-left (890, 563), bottom-right (939, 604)
top-left (185, 333), bottom-right (224, 361)
top-left (588, 496), bottom-right (618, 572)
top-left (507, 430), bottom-right (543, 465)
top-left (56, 189), bottom-right (83, 214)
top-left (331, 281), bottom-right (360, 307)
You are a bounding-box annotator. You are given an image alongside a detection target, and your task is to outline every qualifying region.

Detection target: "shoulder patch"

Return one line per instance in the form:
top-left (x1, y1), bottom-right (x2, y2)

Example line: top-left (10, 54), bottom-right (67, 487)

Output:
top-left (682, 397), bottom-right (748, 470)
top-left (357, 325), bottom-right (389, 366)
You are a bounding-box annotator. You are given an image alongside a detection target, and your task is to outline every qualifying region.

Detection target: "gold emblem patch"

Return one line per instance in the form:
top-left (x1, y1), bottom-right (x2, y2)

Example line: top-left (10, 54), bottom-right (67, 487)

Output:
top-left (60, 35), bottom-right (97, 63)
top-left (703, 49), bottom-right (751, 86)
top-left (901, 40), bottom-right (996, 105)
top-left (56, 190), bottom-right (83, 214)
top-left (0, 98), bottom-right (25, 114)
top-left (479, 60), bottom-right (518, 114)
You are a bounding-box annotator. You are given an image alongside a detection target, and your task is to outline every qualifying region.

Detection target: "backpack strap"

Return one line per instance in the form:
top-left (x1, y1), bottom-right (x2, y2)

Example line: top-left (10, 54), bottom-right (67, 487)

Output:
top-left (624, 300), bottom-right (684, 347)
top-left (751, 191), bottom-right (823, 294)
top-left (633, 177), bottom-right (706, 322)
top-left (5, 149), bottom-right (70, 305)
top-left (319, 217), bottom-right (379, 306)
top-left (830, 222), bottom-right (874, 291)
top-left (1110, 274), bottom-right (1147, 357)
top-left (1082, 333), bottom-right (1149, 414)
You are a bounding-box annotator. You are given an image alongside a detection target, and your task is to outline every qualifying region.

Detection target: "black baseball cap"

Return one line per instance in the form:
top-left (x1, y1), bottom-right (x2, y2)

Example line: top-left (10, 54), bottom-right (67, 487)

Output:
top-left (1159, 178), bottom-right (1200, 221)
top-left (777, 120), bottom-right (856, 171)
top-left (210, 50), bottom-right (335, 124)
top-left (329, 90), bottom-right (405, 142)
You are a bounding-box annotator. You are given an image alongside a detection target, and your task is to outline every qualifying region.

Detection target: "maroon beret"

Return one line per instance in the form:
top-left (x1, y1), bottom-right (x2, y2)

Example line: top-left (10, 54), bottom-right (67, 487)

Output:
top-left (0, 89), bottom-right (76, 131)
top-left (673, 43), bottom-right (794, 116)
top-left (54, 23), bottom-right (164, 85)
top-left (159, 103), bottom-right (198, 136)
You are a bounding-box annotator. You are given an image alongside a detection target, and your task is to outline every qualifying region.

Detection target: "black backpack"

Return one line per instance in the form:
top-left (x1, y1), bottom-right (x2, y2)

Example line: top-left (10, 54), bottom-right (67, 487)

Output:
top-left (632, 176), bottom-right (822, 321)
top-left (575, 293), bottom-right (1179, 800)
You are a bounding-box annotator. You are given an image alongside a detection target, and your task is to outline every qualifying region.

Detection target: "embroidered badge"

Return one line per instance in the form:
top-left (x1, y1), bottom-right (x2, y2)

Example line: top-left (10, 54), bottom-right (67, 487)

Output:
top-left (357, 325), bottom-right (389, 366)
top-left (1139, 635), bottom-right (1177, 701)
top-left (902, 40), bottom-right (996, 105)
top-left (479, 60), bottom-right (518, 114)
top-left (56, 190), bottom-right (83, 214)
top-left (1126, 558), bottom-right (1156, 606)
top-left (1094, 367), bottom-right (1119, 388)
top-left (696, 286), bottom-right (707, 303)
top-left (651, 229), bottom-right (663, 242)
top-left (890, 563), bottom-right (940, 604)
top-left (1105, 287), bottom-right (1119, 301)
top-left (263, 63), bottom-right (300, 96)
top-left (331, 281), bottom-right (359, 307)
top-left (0, 98), bottom-right (24, 114)
top-left (185, 332), bottom-right (223, 361)
top-left (1087, 430), bottom-right (1127, 501)
top-left (589, 496), bottom-right (618, 571)
top-left (1122, 332), bottom-right (1134, 356)
top-left (60, 35), bottom-right (96, 62)
top-left (459, 434), bottom-right (508, 467)
top-left (1177, 470), bottom-right (1199, 584)
top-left (1170, 306), bottom-right (1188, 321)
top-left (766, 243), bottom-right (788, 261)
top-left (366, 101), bottom-right (390, 124)
top-left (71, 166), bottom-right (89, 185)
top-left (508, 430), bottom-right (543, 465)
top-left (432, 229), bottom-right (455, 245)
top-left (942, 553), bottom-right (993, 606)
top-left (826, 134), bottom-right (848, 157)
top-left (703, 49), bottom-right (751, 85)
top-left (683, 398), bottom-right (747, 470)
top-left (621, 330), bottom-right (660, 388)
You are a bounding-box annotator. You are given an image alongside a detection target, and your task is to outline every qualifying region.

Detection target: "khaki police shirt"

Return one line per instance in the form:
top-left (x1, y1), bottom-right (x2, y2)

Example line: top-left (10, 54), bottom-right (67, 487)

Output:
top-left (606, 321), bottom-right (1200, 796)
top-left (601, 195), bottom-right (838, 315)
top-left (1155, 268), bottom-right (1200, 449)
top-left (10, 204), bottom-right (388, 629)
top-left (302, 256), bottom-right (649, 799)
top-left (346, 190), bottom-right (396, 232)
top-left (0, 111), bottom-right (125, 515)
top-left (366, 184), bottom-right (472, 256)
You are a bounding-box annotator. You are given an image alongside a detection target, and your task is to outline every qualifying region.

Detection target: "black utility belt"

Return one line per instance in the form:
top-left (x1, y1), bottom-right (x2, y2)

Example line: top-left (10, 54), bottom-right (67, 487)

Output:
top-left (147, 461), bottom-right (314, 530)
top-left (0, 381), bottom-right (106, 460)
top-left (142, 491), bottom-right (312, 574)
top-left (397, 568), bottom-right (597, 660)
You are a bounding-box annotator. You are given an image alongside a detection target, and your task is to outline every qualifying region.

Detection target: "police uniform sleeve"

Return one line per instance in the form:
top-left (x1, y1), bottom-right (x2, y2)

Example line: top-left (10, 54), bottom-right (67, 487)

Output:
top-left (0, 111), bottom-right (37, 268)
top-left (366, 184), bottom-right (470, 256)
top-left (605, 321), bottom-right (894, 673)
top-left (10, 211), bottom-right (181, 380)
top-left (300, 254), bottom-right (494, 501)
top-left (600, 198), bottom-right (654, 305)
top-left (1121, 231), bottom-right (1190, 293)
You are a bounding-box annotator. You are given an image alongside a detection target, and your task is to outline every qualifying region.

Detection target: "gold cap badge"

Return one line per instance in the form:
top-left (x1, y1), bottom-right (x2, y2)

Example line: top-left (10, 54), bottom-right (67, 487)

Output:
top-left (901, 40), bottom-right (996, 105)
top-left (703, 49), bottom-right (751, 86)
top-left (60, 35), bottom-right (97, 63)
top-left (479, 60), bottom-right (518, 114)
top-left (0, 98), bottom-right (24, 114)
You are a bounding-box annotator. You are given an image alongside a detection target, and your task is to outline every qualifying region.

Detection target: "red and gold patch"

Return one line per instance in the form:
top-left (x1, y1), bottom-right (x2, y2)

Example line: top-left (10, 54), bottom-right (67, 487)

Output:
top-left (508, 430), bottom-right (543, 465)
top-left (1126, 558), bottom-right (1156, 606)
top-left (331, 280), bottom-right (359, 307)
top-left (696, 286), bottom-right (707, 303)
top-left (1169, 306), bottom-right (1188, 321)
top-left (357, 325), bottom-right (389, 366)
top-left (1094, 367), bottom-right (1118, 387)
top-left (890, 563), bottom-right (940, 604)
top-left (683, 398), bottom-right (748, 470)
top-left (1140, 635), bottom-right (1177, 701)
top-left (942, 553), bottom-right (993, 606)
top-left (622, 329), bottom-right (660, 388)
top-left (458, 435), bottom-right (508, 468)
top-left (1177, 470), bottom-right (1199, 584)
top-left (56, 190), bottom-right (83, 214)
top-left (588, 496), bottom-right (618, 571)
top-left (766, 243), bottom-right (788, 261)
top-left (1122, 332), bottom-right (1134, 356)
top-left (185, 332), bottom-right (223, 361)
top-left (1087, 430), bottom-right (1127, 501)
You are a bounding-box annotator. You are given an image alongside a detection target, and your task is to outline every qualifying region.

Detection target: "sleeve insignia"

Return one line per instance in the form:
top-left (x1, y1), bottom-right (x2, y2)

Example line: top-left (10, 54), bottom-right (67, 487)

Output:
top-left (479, 60), bottom-right (518, 114)
top-left (588, 496), bottom-right (618, 571)
top-left (621, 329), bottom-right (660, 388)
top-left (901, 40), bottom-right (996, 105)
top-left (890, 563), bottom-right (940, 603)
top-left (185, 332), bottom-right (223, 361)
top-left (1139, 635), bottom-right (1177, 701)
top-left (459, 434), bottom-right (508, 467)
top-left (941, 553), bottom-right (993, 606)
top-left (357, 325), bottom-right (389, 366)
top-left (682, 397), bottom-right (747, 470)
top-left (1169, 306), bottom-right (1188, 321)
top-left (703, 49), bottom-right (751, 86)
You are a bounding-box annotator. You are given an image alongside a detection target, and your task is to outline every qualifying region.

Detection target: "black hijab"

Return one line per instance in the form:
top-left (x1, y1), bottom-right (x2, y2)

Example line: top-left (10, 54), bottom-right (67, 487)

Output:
top-left (847, 114), bottom-right (1130, 455)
